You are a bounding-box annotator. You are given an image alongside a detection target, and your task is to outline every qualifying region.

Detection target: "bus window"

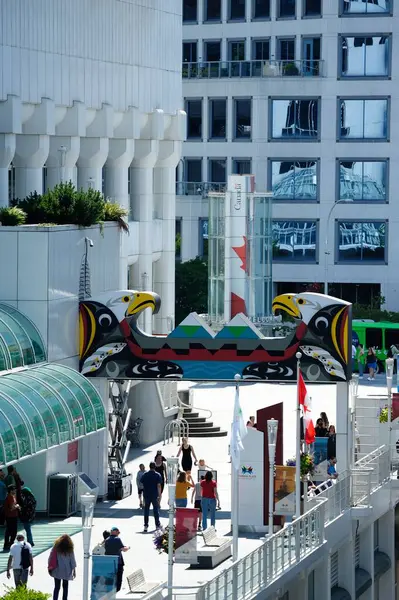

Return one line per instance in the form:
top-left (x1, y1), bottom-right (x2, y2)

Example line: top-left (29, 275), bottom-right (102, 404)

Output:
top-left (365, 328), bottom-right (382, 349)
top-left (384, 329), bottom-right (399, 349)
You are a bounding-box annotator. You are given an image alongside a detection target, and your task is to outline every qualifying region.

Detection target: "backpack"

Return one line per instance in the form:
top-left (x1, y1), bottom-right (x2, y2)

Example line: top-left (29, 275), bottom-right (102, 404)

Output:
top-left (20, 543), bottom-right (31, 569)
top-left (20, 490), bottom-right (36, 522)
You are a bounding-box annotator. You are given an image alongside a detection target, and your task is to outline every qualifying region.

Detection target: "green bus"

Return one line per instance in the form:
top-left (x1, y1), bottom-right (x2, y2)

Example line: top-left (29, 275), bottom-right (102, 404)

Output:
top-left (352, 320), bottom-right (399, 373)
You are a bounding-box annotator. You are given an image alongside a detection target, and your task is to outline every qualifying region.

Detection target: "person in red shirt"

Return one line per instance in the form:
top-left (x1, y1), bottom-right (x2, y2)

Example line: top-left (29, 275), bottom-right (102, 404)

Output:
top-left (200, 471), bottom-right (219, 531)
top-left (3, 486), bottom-right (20, 551)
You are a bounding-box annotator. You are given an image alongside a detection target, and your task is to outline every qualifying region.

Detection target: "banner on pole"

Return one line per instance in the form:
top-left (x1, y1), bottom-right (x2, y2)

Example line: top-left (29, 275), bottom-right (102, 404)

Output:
top-left (313, 437), bottom-right (328, 482)
top-left (174, 507), bottom-right (199, 564)
top-left (274, 466), bottom-right (295, 516)
top-left (90, 555), bottom-right (118, 600)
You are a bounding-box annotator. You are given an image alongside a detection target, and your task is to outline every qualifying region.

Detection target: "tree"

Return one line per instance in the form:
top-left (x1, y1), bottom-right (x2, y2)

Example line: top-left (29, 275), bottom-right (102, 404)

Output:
top-left (175, 258), bottom-right (208, 325)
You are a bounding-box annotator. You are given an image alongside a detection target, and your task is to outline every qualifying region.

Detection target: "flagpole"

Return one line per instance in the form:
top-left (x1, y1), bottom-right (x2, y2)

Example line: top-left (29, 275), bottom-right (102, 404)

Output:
top-left (295, 352), bottom-right (302, 519)
top-left (232, 373), bottom-right (241, 562)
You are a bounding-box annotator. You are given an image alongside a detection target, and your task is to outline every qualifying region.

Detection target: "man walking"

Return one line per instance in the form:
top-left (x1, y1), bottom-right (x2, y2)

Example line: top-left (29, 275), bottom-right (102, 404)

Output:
top-left (20, 482), bottom-right (37, 547)
top-left (6, 533), bottom-right (33, 587)
top-left (104, 526), bottom-right (129, 592)
top-left (141, 462), bottom-right (162, 532)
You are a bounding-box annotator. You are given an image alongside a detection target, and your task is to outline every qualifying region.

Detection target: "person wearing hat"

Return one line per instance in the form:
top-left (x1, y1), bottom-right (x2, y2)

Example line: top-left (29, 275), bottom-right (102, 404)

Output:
top-left (104, 527), bottom-right (129, 592)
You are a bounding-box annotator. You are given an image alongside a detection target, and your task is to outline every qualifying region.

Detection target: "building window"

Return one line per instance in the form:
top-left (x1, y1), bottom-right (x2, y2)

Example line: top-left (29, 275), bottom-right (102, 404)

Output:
top-left (303, 0), bottom-right (321, 16)
top-left (183, 0), bottom-right (198, 22)
top-left (209, 99), bottom-right (227, 139)
top-left (185, 158), bottom-right (202, 182)
top-left (183, 42), bottom-right (197, 63)
top-left (340, 0), bottom-right (391, 15)
top-left (336, 221), bottom-right (386, 263)
top-left (278, 0), bottom-right (296, 18)
top-left (271, 160), bottom-right (318, 201)
top-left (327, 283), bottom-right (381, 305)
top-left (278, 38), bottom-right (296, 61)
top-left (209, 158), bottom-right (227, 183)
top-left (228, 40), bottom-right (246, 61)
top-left (176, 219), bottom-right (182, 261)
top-left (199, 218), bottom-right (209, 257)
top-left (271, 99), bottom-right (320, 140)
top-left (234, 99), bottom-right (252, 139)
top-left (252, 39), bottom-right (270, 60)
top-left (338, 160), bottom-right (387, 202)
top-left (340, 36), bottom-right (390, 78)
top-left (204, 41), bottom-right (221, 62)
top-left (338, 98), bottom-right (388, 140)
top-left (273, 220), bottom-right (318, 262)
top-left (253, 0), bottom-right (270, 18)
top-left (205, 0), bottom-right (221, 21)
top-left (233, 159), bottom-right (252, 174)
top-left (229, 0), bottom-right (246, 21)
top-left (185, 99), bottom-right (202, 139)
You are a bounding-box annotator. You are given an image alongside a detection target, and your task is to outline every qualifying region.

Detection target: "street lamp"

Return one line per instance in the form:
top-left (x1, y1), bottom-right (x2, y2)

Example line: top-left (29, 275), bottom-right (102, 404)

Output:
top-left (58, 145), bottom-right (66, 183)
top-left (324, 199), bottom-right (353, 295)
top-left (350, 374), bottom-right (359, 464)
top-left (81, 492), bottom-right (96, 600)
top-left (166, 457), bottom-right (179, 599)
top-left (267, 419), bottom-right (278, 537)
top-left (386, 357), bottom-right (394, 460)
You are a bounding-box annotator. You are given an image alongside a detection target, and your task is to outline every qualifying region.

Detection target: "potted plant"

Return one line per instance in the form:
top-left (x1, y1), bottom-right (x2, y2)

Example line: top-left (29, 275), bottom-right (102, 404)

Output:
top-left (286, 452), bottom-right (315, 479)
top-left (1, 587), bottom-right (50, 599)
top-left (153, 526), bottom-right (172, 554)
top-left (283, 62), bottom-right (300, 76)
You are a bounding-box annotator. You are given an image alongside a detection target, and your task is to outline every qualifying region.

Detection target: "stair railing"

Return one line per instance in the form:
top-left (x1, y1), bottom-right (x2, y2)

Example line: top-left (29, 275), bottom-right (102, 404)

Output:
top-left (177, 388), bottom-right (213, 420)
top-left (164, 418), bottom-right (189, 446)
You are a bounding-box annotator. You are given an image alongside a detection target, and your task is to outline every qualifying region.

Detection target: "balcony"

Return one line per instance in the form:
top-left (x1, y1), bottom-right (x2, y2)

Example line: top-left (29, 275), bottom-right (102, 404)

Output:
top-left (182, 59), bottom-right (325, 80)
top-left (176, 181), bottom-right (227, 196)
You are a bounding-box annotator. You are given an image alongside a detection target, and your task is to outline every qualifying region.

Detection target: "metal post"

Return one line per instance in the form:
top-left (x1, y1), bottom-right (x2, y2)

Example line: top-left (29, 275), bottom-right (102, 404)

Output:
top-left (268, 459), bottom-right (274, 537)
top-left (295, 353), bottom-right (302, 518)
top-left (232, 464), bottom-right (239, 561)
top-left (81, 493), bottom-right (95, 600)
top-left (324, 200), bottom-right (352, 295)
top-left (168, 483), bottom-right (176, 599)
top-left (267, 418), bottom-right (278, 538)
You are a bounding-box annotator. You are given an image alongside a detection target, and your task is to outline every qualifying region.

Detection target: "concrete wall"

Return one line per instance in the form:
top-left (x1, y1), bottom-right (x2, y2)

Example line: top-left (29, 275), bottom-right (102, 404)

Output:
top-left (128, 381), bottom-right (176, 448)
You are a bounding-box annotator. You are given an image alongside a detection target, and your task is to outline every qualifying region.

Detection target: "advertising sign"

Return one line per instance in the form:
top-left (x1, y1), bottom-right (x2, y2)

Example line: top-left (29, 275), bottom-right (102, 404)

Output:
top-left (313, 437), bottom-right (328, 482)
top-left (90, 555), bottom-right (118, 600)
top-left (174, 507), bottom-right (199, 564)
top-left (274, 466), bottom-right (295, 516)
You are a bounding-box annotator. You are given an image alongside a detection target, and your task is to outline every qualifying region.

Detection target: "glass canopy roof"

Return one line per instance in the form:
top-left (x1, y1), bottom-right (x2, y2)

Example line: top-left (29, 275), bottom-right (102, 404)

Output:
top-left (0, 363), bottom-right (106, 465)
top-left (0, 303), bottom-right (46, 371)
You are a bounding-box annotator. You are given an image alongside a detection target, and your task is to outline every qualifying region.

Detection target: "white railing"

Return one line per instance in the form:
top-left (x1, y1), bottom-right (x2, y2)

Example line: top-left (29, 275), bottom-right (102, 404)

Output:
top-left (307, 470), bottom-right (351, 523)
top-left (355, 445), bottom-right (390, 491)
top-left (156, 381), bottom-right (179, 414)
top-left (351, 467), bottom-right (373, 507)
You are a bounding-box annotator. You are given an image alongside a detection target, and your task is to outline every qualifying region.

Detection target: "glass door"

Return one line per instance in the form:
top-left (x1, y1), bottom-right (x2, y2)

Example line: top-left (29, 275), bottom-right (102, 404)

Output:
top-left (302, 38), bottom-right (320, 75)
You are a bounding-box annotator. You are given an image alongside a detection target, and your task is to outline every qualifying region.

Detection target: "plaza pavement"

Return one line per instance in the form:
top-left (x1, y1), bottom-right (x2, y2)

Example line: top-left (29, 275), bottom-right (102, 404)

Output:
top-left (0, 376), bottom-right (390, 598)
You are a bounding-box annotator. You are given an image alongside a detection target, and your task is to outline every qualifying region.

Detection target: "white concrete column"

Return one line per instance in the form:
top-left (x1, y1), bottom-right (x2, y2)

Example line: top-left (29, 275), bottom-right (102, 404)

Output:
top-left (336, 382), bottom-right (349, 474)
top-left (359, 524), bottom-right (374, 600)
top-left (0, 134), bottom-right (16, 207)
top-left (130, 139), bottom-right (159, 334)
top-left (153, 141), bottom-right (181, 333)
top-left (45, 136), bottom-right (80, 189)
top-left (338, 538), bottom-right (356, 598)
top-left (104, 139), bottom-right (135, 209)
top-left (13, 134), bottom-right (49, 198)
top-left (378, 509), bottom-right (395, 599)
top-left (77, 138), bottom-right (109, 192)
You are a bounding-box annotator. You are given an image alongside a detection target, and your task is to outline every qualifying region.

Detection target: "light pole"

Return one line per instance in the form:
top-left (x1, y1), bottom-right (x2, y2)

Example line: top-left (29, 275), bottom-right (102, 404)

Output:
top-left (81, 492), bottom-right (96, 600)
top-left (267, 418), bottom-right (278, 537)
top-left (166, 456), bottom-right (179, 599)
top-left (324, 199), bottom-right (353, 295)
top-left (350, 374), bottom-right (359, 465)
top-left (58, 145), bottom-right (66, 183)
top-left (386, 357), bottom-right (394, 462)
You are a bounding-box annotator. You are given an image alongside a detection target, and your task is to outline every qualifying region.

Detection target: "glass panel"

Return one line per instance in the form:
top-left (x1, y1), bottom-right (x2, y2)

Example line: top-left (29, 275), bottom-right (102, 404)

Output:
top-left (339, 99), bottom-right (387, 140)
top-left (0, 380), bottom-right (47, 451)
top-left (183, 42), bottom-right (197, 63)
top-left (205, 0), bottom-right (221, 21)
top-left (253, 0), bottom-right (270, 18)
top-left (229, 41), bottom-right (245, 61)
top-left (229, 0), bottom-right (246, 20)
top-left (233, 159), bottom-right (251, 175)
top-left (185, 159), bottom-right (202, 182)
top-left (186, 100), bottom-right (202, 139)
top-left (337, 221), bottom-right (386, 262)
top-left (0, 335), bottom-right (10, 371)
top-left (304, 0), bottom-right (321, 15)
top-left (271, 100), bottom-right (319, 139)
top-left (183, 0), bottom-right (197, 22)
top-left (339, 161), bottom-right (386, 202)
top-left (0, 313), bottom-right (34, 366)
top-left (342, 0), bottom-right (390, 14)
top-left (0, 304), bottom-right (46, 363)
top-left (273, 221), bottom-right (317, 262)
top-left (278, 39), bottom-right (295, 60)
top-left (15, 372), bottom-right (71, 443)
top-left (235, 99), bottom-right (251, 139)
top-left (253, 40), bottom-right (270, 60)
top-left (0, 409), bottom-right (15, 464)
top-left (199, 219), bottom-right (209, 258)
top-left (209, 159), bottom-right (226, 183)
top-left (0, 392), bottom-right (31, 459)
top-left (279, 0), bottom-right (296, 17)
top-left (271, 160), bottom-right (318, 201)
top-left (341, 36), bottom-right (389, 77)
top-left (0, 322), bottom-right (22, 369)
top-left (210, 100), bottom-right (227, 139)
top-left (204, 41), bottom-right (221, 62)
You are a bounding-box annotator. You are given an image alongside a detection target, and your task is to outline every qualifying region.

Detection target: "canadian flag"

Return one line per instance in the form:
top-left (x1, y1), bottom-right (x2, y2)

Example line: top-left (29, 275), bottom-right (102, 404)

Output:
top-left (298, 371), bottom-right (315, 445)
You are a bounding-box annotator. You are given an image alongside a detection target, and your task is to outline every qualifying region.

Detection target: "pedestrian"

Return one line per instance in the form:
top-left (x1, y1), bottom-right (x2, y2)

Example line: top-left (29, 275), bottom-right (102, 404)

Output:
top-left (175, 471), bottom-right (194, 508)
top-left (327, 457), bottom-right (338, 479)
top-left (20, 482), bottom-right (36, 547)
top-left (92, 530), bottom-right (110, 556)
top-left (48, 534), bottom-right (77, 600)
top-left (352, 343), bottom-right (356, 372)
top-left (327, 425), bottom-right (336, 460)
top-left (177, 438), bottom-right (198, 472)
top-left (320, 412), bottom-right (329, 429)
top-left (198, 459), bottom-right (212, 471)
top-left (3, 486), bottom-right (20, 551)
top-left (357, 344), bottom-right (365, 378)
top-left (141, 462), bottom-right (162, 532)
top-left (192, 475), bottom-right (204, 530)
top-left (154, 450), bottom-right (168, 495)
top-left (5, 467), bottom-right (22, 504)
top-left (136, 464), bottom-right (146, 509)
top-left (366, 347), bottom-right (377, 381)
top-left (246, 416), bottom-right (256, 428)
top-left (7, 533), bottom-right (33, 588)
top-left (4, 466), bottom-right (16, 489)
top-left (0, 470), bottom-right (7, 526)
top-left (200, 471), bottom-right (220, 531)
top-left (104, 527), bottom-right (129, 592)
top-left (315, 418), bottom-right (327, 437)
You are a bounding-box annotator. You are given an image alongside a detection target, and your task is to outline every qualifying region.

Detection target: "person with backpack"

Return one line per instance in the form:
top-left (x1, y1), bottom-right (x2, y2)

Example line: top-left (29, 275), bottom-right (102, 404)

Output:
top-left (20, 482), bottom-right (37, 547)
top-left (6, 533), bottom-right (33, 587)
top-left (48, 534), bottom-right (77, 600)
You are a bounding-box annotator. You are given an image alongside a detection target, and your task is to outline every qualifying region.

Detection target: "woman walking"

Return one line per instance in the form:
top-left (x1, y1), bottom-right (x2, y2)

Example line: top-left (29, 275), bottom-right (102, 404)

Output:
top-left (201, 471), bottom-right (220, 531)
top-left (327, 425), bottom-right (336, 460)
top-left (48, 534), bottom-right (76, 600)
top-left (177, 438), bottom-right (198, 472)
top-left (366, 347), bottom-right (377, 381)
top-left (154, 450), bottom-right (167, 494)
top-left (175, 471), bottom-right (194, 507)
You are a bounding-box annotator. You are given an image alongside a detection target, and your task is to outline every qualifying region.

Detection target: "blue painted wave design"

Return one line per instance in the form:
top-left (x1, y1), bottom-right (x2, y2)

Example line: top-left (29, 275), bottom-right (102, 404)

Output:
top-left (175, 361), bottom-right (246, 381)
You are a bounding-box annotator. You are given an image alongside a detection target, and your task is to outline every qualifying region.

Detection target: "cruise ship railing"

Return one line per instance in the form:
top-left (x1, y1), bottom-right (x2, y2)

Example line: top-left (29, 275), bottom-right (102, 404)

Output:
top-left (182, 59), bottom-right (325, 79)
top-left (307, 470), bottom-right (351, 523)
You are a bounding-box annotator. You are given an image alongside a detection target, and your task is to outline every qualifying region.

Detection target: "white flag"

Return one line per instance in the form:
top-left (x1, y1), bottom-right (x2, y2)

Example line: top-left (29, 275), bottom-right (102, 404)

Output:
top-left (230, 384), bottom-right (247, 470)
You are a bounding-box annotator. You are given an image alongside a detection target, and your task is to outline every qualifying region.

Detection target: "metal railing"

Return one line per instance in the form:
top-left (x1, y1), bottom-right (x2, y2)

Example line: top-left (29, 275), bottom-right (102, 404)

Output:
top-left (164, 418), bottom-right (189, 445)
top-left (351, 467), bottom-right (373, 507)
top-left (176, 182), bottom-right (227, 196)
top-left (177, 388), bottom-right (213, 421)
top-left (307, 470), bottom-right (351, 524)
top-left (156, 381), bottom-right (179, 412)
top-left (182, 59), bottom-right (324, 80)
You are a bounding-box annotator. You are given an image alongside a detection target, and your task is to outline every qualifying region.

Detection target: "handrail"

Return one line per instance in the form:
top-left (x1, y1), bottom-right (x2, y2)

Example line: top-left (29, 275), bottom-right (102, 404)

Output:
top-left (177, 389), bottom-right (213, 420)
top-left (182, 59), bottom-right (325, 80)
top-left (155, 381), bottom-right (179, 417)
top-left (355, 444), bottom-right (388, 467)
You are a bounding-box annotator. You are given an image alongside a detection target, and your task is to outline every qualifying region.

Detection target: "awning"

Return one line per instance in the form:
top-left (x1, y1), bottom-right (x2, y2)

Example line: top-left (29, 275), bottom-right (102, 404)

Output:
top-left (0, 363), bottom-right (106, 465)
top-left (331, 587), bottom-right (351, 600)
top-left (0, 303), bottom-right (46, 370)
top-left (374, 550), bottom-right (391, 579)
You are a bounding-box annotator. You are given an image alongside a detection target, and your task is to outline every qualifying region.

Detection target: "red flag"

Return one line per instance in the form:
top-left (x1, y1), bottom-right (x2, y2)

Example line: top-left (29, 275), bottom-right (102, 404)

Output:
top-left (298, 371), bottom-right (315, 445)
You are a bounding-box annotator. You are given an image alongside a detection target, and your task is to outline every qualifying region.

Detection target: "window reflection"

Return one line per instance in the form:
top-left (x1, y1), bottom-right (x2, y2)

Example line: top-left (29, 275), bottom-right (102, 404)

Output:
top-left (337, 221), bottom-right (386, 262)
top-left (339, 99), bottom-right (388, 140)
top-left (199, 218), bottom-right (208, 258)
top-left (271, 100), bottom-right (319, 139)
top-left (272, 221), bottom-right (317, 262)
top-left (271, 160), bottom-right (317, 201)
top-left (341, 0), bottom-right (390, 14)
top-left (341, 36), bottom-right (389, 77)
top-left (338, 161), bottom-right (386, 202)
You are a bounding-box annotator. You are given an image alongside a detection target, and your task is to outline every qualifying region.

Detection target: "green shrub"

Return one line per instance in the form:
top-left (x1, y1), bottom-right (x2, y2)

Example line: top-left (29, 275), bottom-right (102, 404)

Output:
top-left (12, 192), bottom-right (45, 224)
top-left (0, 587), bottom-right (50, 599)
top-left (103, 200), bottom-right (129, 232)
top-left (0, 206), bottom-right (27, 226)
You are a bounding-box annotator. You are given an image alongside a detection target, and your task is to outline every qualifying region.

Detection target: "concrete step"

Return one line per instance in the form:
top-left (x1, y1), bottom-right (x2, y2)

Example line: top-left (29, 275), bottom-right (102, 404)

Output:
top-left (188, 421), bottom-right (214, 429)
top-left (185, 416), bottom-right (207, 424)
top-left (183, 410), bottom-right (199, 418)
top-left (189, 430), bottom-right (228, 438)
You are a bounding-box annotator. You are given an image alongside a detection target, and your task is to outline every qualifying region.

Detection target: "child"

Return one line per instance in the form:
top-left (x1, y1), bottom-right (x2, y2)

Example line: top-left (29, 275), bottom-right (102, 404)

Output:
top-left (198, 459), bottom-right (212, 470)
top-left (92, 530), bottom-right (110, 555)
top-left (136, 464), bottom-right (146, 508)
top-left (192, 475), bottom-right (204, 530)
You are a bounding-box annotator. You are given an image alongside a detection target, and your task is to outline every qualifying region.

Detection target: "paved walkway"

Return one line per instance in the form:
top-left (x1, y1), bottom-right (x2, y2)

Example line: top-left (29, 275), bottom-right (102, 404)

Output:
top-left (0, 378), bottom-right (389, 598)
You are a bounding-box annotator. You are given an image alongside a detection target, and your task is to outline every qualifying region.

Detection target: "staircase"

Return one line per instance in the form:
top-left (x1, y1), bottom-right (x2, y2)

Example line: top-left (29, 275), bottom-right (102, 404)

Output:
top-left (183, 407), bottom-right (228, 438)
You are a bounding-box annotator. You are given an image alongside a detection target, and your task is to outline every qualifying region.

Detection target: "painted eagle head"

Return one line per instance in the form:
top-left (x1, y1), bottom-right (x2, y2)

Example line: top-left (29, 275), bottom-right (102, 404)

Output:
top-left (93, 290), bottom-right (161, 323)
top-left (272, 292), bottom-right (350, 326)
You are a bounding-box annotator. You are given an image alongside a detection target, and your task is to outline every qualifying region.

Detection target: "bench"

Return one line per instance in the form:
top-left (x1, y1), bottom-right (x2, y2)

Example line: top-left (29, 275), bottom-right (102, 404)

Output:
top-left (126, 569), bottom-right (161, 594)
top-left (203, 526), bottom-right (231, 547)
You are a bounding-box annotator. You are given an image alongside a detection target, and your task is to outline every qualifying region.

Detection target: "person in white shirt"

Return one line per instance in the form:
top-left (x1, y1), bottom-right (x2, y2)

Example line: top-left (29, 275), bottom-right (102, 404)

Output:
top-left (7, 533), bottom-right (33, 587)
